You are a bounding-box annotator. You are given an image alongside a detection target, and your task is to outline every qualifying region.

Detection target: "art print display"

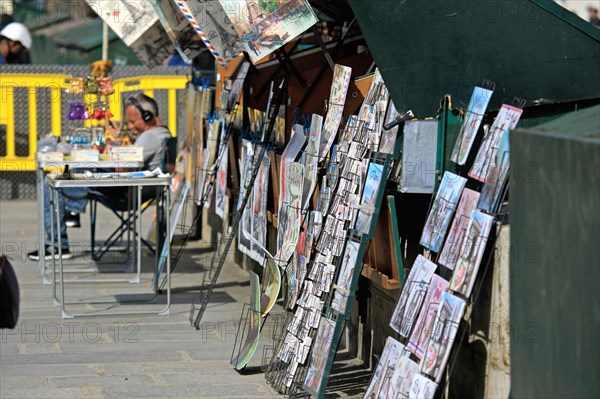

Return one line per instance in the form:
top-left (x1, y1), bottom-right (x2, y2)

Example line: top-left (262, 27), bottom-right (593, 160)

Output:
top-left (230, 271), bottom-right (261, 370)
top-left (438, 188), bottom-right (481, 269)
top-left (275, 162), bottom-right (304, 266)
top-left (408, 374), bottom-right (438, 399)
top-left (421, 292), bottom-right (466, 383)
top-left (354, 162), bottom-right (384, 235)
top-left (363, 337), bottom-right (405, 399)
top-left (85, 0), bottom-right (174, 67)
top-left (450, 87), bottom-right (494, 165)
top-left (407, 274), bottom-right (449, 359)
top-left (330, 240), bottom-right (360, 314)
top-left (389, 255), bottom-right (437, 338)
top-left (449, 210), bottom-right (495, 298)
top-left (400, 120), bottom-right (438, 194)
top-left (303, 317), bottom-right (337, 395)
top-left (302, 114), bottom-right (323, 211)
top-left (319, 64), bottom-right (353, 159)
top-left (172, 0), bottom-right (245, 65)
top-left (151, 0), bottom-right (205, 63)
top-left (420, 172), bottom-right (467, 252)
top-left (219, 0), bottom-right (317, 62)
top-left (478, 130), bottom-right (510, 213)
top-left (470, 105), bottom-right (522, 182)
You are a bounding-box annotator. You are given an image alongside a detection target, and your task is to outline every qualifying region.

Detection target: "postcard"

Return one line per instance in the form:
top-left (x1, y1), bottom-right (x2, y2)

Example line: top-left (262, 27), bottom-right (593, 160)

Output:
top-left (478, 130), bottom-right (510, 213)
top-left (390, 255), bottom-right (437, 338)
top-left (400, 120), bottom-right (438, 194)
top-left (278, 128), bottom-right (306, 228)
top-left (388, 355), bottom-right (420, 398)
top-left (420, 171), bottom-right (467, 252)
top-left (354, 163), bottom-right (384, 235)
top-left (215, 143), bottom-right (228, 220)
top-left (248, 154), bottom-right (270, 263)
top-left (302, 114), bottom-right (324, 211)
top-left (438, 188), bottom-right (481, 269)
top-left (408, 373), bottom-right (438, 399)
top-left (470, 105), bottom-right (522, 182)
top-left (421, 292), bottom-right (466, 383)
top-left (220, 0), bottom-right (317, 62)
top-left (275, 162), bottom-right (304, 266)
top-left (319, 64), bottom-right (353, 160)
top-left (450, 87), bottom-right (494, 165)
top-left (363, 337), bottom-right (405, 399)
top-left (331, 240), bottom-right (361, 314)
top-left (379, 99), bottom-right (399, 154)
top-left (303, 316), bottom-right (337, 394)
top-left (407, 274), bottom-right (449, 359)
top-left (449, 209), bottom-right (495, 298)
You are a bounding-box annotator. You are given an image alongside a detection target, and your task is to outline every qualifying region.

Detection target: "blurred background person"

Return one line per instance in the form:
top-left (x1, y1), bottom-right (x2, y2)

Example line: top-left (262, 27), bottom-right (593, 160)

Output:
top-left (0, 21), bottom-right (32, 64)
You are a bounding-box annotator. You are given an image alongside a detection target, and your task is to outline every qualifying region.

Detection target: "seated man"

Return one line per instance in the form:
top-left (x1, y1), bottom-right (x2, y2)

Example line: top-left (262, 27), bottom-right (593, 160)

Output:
top-left (28, 94), bottom-right (173, 261)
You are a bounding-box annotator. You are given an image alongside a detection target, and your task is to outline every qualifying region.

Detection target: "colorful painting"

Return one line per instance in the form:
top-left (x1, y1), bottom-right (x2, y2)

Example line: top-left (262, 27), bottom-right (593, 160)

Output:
top-left (449, 210), bottom-right (495, 298)
top-left (275, 162), bottom-right (304, 266)
top-left (400, 120), bottom-right (438, 194)
top-left (390, 255), bottom-right (437, 338)
top-left (408, 374), bottom-right (438, 399)
top-left (302, 114), bottom-right (323, 211)
top-left (420, 171), bottom-right (467, 252)
top-left (319, 64), bottom-right (353, 160)
top-left (330, 240), bottom-right (360, 314)
top-left (230, 271), bottom-right (261, 370)
top-left (421, 292), bottom-right (466, 383)
top-left (478, 130), bottom-right (510, 213)
top-left (173, 0), bottom-right (245, 65)
top-left (470, 105), bottom-right (522, 182)
top-left (219, 0), bottom-right (317, 62)
top-left (354, 163), bottom-right (384, 235)
top-left (407, 274), bottom-right (449, 359)
top-left (450, 87), bottom-right (494, 165)
top-left (363, 337), bottom-right (405, 399)
top-left (303, 316), bottom-right (337, 395)
top-left (438, 188), bottom-right (481, 270)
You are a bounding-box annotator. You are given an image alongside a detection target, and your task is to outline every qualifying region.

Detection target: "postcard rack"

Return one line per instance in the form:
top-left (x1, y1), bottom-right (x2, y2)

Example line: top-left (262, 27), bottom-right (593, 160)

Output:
top-left (189, 77), bottom-right (287, 329)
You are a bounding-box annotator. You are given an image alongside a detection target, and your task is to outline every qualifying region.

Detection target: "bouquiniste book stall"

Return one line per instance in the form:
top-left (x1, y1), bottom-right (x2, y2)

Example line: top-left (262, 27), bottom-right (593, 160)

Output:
top-left (89, 1), bottom-right (529, 397)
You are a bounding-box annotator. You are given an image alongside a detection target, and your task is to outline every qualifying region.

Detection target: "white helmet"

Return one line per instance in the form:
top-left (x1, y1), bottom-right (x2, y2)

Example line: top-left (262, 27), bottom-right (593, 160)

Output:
top-left (1, 22), bottom-right (32, 50)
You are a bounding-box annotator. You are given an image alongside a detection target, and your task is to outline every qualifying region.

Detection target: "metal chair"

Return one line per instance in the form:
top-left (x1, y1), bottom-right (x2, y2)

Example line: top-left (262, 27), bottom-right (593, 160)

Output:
top-left (88, 137), bottom-right (177, 262)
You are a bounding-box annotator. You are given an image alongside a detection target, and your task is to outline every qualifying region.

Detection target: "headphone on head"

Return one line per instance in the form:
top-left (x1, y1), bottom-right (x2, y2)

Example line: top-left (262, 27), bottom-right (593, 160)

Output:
top-left (128, 96), bottom-right (154, 122)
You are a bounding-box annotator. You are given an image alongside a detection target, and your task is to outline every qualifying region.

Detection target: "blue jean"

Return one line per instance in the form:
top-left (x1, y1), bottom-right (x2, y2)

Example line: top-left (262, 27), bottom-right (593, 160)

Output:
top-left (44, 177), bottom-right (88, 249)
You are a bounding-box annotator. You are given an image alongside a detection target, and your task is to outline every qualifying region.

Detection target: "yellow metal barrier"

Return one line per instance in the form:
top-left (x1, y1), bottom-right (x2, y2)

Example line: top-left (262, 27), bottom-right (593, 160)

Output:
top-left (0, 73), bottom-right (188, 172)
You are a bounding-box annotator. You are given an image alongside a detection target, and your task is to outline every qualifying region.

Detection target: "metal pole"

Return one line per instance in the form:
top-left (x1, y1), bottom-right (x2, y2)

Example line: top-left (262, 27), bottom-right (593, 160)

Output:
top-left (102, 21), bottom-right (109, 61)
